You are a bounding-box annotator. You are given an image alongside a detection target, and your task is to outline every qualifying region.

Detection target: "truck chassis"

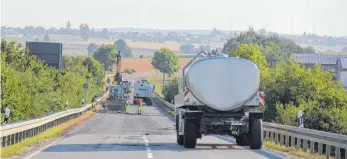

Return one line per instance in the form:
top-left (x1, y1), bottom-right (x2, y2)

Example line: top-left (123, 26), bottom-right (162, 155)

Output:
top-left (176, 106), bottom-right (263, 149)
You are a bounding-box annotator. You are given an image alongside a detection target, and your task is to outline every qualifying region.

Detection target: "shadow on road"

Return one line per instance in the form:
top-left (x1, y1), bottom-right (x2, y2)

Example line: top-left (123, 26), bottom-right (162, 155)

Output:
top-left (42, 143), bottom-right (246, 152)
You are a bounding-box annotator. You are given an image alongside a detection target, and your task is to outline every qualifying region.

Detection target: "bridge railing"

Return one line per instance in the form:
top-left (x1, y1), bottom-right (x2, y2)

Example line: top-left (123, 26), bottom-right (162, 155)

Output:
top-left (1, 90), bottom-right (109, 148)
top-left (153, 93), bottom-right (347, 159)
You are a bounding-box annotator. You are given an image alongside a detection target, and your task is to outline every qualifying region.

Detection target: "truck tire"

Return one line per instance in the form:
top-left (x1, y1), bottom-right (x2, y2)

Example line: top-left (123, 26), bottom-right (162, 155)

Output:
top-left (248, 119), bottom-right (263, 149)
top-left (235, 134), bottom-right (249, 146)
top-left (183, 119), bottom-right (197, 148)
top-left (176, 115), bottom-right (183, 145)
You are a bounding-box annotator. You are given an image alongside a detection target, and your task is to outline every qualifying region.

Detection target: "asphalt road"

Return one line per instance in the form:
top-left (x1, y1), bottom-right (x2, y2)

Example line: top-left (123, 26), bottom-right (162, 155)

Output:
top-left (22, 100), bottom-right (288, 159)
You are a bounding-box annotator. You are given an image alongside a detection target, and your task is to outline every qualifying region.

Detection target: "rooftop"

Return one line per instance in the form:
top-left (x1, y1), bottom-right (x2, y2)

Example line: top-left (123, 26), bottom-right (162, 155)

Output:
top-left (291, 53), bottom-right (347, 65)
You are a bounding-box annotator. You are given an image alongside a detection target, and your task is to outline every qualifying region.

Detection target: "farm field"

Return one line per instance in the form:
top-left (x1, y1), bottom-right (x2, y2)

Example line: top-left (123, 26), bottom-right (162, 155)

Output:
top-left (2, 35), bottom-right (203, 56)
top-left (119, 58), bottom-right (191, 74)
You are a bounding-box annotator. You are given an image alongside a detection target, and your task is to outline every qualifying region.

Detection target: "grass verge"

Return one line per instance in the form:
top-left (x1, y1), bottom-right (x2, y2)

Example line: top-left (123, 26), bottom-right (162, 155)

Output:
top-left (263, 141), bottom-right (325, 159)
top-left (1, 111), bottom-right (95, 158)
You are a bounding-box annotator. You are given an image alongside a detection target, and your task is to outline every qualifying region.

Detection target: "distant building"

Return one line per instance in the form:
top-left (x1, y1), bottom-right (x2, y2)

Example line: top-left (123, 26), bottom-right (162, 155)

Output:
top-left (336, 58), bottom-right (347, 88)
top-left (291, 53), bottom-right (347, 72)
top-left (291, 53), bottom-right (347, 88)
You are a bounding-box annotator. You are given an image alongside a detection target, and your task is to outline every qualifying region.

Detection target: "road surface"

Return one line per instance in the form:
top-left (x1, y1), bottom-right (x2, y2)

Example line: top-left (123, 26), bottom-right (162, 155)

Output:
top-left (22, 102), bottom-right (287, 159)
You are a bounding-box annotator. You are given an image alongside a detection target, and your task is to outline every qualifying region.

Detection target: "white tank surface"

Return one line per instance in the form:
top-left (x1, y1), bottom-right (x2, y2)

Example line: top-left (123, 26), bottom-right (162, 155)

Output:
top-left (185, 57), bottom-right (260, 111)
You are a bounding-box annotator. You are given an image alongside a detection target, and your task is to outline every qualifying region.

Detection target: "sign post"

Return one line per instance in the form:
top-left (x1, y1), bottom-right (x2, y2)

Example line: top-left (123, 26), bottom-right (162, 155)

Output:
top-left (83, 82), bottom-right (89, 104)
top-left (297, 110), bottom-right (304, 128)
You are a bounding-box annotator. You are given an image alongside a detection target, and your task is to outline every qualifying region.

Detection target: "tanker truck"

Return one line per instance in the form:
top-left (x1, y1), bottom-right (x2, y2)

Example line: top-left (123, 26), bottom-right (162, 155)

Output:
top-left (174, 51), bottom-right (265, 149)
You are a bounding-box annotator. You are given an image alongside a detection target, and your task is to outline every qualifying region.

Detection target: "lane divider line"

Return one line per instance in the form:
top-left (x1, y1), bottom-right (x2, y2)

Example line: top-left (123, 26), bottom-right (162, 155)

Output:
top-left (142, 135), bottom-right (154, 159)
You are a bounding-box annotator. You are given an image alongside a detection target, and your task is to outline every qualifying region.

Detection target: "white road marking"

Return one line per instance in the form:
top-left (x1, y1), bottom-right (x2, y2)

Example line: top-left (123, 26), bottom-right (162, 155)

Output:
top-left (22, 137), bottom-right (63, 159)
top-left (142, 135), bottom-right (154, 159)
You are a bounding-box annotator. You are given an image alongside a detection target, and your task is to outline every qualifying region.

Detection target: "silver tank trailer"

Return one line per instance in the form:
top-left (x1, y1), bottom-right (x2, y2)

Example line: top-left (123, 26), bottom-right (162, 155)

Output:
top-left (183, 57), bottom-right (260, 111)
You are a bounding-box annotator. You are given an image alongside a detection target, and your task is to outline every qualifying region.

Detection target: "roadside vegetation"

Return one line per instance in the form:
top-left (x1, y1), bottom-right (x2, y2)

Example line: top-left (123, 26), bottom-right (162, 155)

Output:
top-left (263, 141), bottom-right (324, 159)
top-left (152, 29), bottom-right (347, 135)
top-left (0, 40), bottom-right (118, 122)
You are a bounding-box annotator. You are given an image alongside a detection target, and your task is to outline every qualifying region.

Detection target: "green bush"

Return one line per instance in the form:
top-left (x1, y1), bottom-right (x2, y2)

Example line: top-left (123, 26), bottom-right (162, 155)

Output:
top-left (1, 40), bottom-right (104, 122)
top-left (124, 68), bottom-right (135, 74)
top-left (162, 78), bottom-right (178, 103)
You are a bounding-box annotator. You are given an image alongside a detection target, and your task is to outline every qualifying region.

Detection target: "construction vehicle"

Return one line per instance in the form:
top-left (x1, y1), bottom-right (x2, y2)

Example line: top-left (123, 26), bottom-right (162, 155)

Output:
top-left (134, 79), bottom-right (154, 105)
top-left (174, 51), bottom-right (265, 149)
top-left (114, 51), bottom-right (123, 85)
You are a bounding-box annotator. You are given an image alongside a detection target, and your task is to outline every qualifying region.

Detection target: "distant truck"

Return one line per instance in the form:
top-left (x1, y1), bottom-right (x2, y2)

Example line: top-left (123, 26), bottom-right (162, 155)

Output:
top-left (174, 51), bottom-right (265, 149)
top-left (134, 79), bottom-right (154, 105)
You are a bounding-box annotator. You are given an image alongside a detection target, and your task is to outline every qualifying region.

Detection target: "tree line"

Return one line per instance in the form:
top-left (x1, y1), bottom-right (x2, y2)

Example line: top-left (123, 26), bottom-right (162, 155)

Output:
top-left (1, 21), bottom-right (112, 41)
top-left (0, 39), bottom-right (123, 123)
top-left (154, 29), bottom-right (347, 135)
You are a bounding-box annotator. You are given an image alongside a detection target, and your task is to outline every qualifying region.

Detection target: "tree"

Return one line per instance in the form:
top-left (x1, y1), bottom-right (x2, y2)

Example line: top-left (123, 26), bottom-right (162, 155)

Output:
top-left (24, 26), bottom-right (34, 37)
top-left (34, 26), bottom-right (45, 35)
top-left (223, 28), bottom-right (304, 64)
top-left (93, 44), bottom-right (118, 72)
top-left (151, 47), bottom-right (179, 85)
top-left (66, 21), bottom-right (71, 29)
top-left (114, 39), bottom-right (132, 57)
top-left (87, 43), bottom-right (98, 56)
top-left (303, 46), bottom-right (315, 54)
top-left (1, 40), bottom-right (104, 122)
top-left (101, 28), bottom-right (109, 39)
top-left (79, 24), bottom-right (90, 40)
top-left (43, 33), bottom-right (50, 41)
top-left (231, 44), bottom-right (269, 85)
top-left (162, 77), bottom-right (178, 102)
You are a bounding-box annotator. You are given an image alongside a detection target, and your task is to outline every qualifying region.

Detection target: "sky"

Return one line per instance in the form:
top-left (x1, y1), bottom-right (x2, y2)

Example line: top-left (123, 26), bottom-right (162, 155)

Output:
top-left (1, 0), bottom-right (347, 36)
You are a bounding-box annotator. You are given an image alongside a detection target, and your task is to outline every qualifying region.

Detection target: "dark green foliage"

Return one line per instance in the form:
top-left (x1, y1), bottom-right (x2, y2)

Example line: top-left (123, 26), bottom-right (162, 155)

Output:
top-left (162, 78), bottom-right (178, 103)
top-left (263, 60), bottom-right (347, 134)
top-left (224, 33), bottom-right (347, 134)
top-left (223, 28), bottom-right (304, 65)
top-left (93, 44), bottom-right (118, 71)
top-left (114, 39), bottom-right (132, 57)
top-left (1, 40), bottom-right (104, 122)
top-left (43, 33), bottom-right (50, 41)
top-left (87, 43), bottom-right (98, 56)
top-left (123, 68), bottom-right (135, 74)
top-left (151, 47), bottom-right (179, 85)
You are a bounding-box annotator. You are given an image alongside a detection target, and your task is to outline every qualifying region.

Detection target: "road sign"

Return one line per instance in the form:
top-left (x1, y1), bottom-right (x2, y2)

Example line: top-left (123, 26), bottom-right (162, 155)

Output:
top-left (297, 110), bottom-right (304, 128)
top-left (83, 83), bottom-right (88, 89)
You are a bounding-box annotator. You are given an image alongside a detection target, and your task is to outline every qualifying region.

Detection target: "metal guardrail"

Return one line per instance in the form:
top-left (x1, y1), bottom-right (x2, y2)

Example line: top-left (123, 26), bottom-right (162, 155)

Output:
top-left (1, 90), bottom-right (109, 147)
top-left (153, 93), bottom-right (347, 159)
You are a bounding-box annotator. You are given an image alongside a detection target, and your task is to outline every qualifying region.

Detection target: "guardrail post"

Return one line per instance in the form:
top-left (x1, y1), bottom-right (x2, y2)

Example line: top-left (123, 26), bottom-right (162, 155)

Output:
top-left (310, 141), bottom-right (315, 154)
top-left (285, 135), bottom-right (290, 147)
top-left (11, 134), bottom-right (15, 145)
top-left (275, 133), bottom-right (279, 144)
top-left (296, 138), bottom-right (301, 149)
top-left (264, 131), bottom-right (268, 140)
top-left (318, 143), bottom-right (323, 155)
top-left (6, 135), bottom-right (10, 146)
top-left (2, 136), bottom-right (6, 147)
top-left (326, 145), bottom-right (331, 159)
top-left (303, 140), bottom-right (308, 152)
top-left (291, 136), bottom-right (295, 148)
top-left (335, 147), bottom-right (341, 159)
top-left (280, 134), bottom-right (284, 145)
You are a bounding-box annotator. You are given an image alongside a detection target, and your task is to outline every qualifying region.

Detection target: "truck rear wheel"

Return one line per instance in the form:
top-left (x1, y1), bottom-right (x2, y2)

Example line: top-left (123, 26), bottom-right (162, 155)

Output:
top-left (235, 134), bottom-right (249, 146)
top-left (176, 115), bottom-right (184, 145)
top-left (183, 119), bottom-right (197, 148)
top-left (248, 119), bottom-right (263, 149)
